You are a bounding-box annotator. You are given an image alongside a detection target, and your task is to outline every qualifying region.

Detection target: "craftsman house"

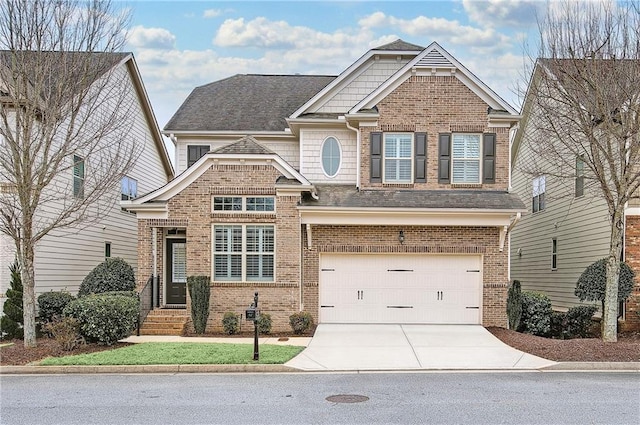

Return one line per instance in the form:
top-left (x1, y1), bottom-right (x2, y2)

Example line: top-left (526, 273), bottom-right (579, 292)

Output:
top-left (123, 40), bottom-right (525, 334)
top-left (510, 59), bottom-right (640, 330)
top-left (0, 52), bottom-right (173, 309)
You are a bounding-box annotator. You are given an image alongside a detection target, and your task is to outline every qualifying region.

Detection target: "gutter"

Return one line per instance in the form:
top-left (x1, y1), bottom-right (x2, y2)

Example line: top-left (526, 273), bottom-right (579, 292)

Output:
top-left (344, 119), bottom-right (361, 190)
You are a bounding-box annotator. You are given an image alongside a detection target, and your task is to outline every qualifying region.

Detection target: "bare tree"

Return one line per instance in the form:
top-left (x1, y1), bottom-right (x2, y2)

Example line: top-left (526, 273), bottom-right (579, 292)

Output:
top-left (0, 0), bottom-right (139, 347)
top-left (518, 0), bottom-right (640, 341)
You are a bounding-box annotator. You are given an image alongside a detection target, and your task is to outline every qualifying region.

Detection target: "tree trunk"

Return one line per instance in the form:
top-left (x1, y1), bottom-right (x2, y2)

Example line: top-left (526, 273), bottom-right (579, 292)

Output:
top-left (20, 242), bottom-right (37, 348)
top-left (602, 209), bottom-right (625, 342)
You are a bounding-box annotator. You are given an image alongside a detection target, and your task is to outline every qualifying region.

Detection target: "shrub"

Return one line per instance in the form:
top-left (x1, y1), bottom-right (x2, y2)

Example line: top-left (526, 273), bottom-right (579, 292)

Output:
top-left (256, 313), bottom-right (272, 335)
top-left (519, 292), bottom-right (552, 336)
top-left (564, 305), bottom-right (598, 338)
top-left (42, 316), bottom-right (83, 351)
top-left (575, 258), bottom-right (635, 305)
top-left (98, 291), bottom-right (138, 298)
top-left (78, 257), bottom-right (135, 297)
top-left (222, 312), bottom-right (239, 335)
top-left (507, 280), bottom-right (522, 330)
top-left (37, 291), bottom-right (75, 324)
top-left (64, 294), bottom-right (139, 345)
top-left (289, 311), bottom-right (314, 335)
top-left (0, 261), bottom-right (23, 340)
top-left (550, 311), bottom-right (566, 339)
top-left (187, 276), bottom-right (210, 334)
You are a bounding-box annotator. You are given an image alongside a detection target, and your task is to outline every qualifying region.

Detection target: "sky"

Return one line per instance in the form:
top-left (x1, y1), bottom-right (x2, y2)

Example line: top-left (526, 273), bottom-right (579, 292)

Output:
top-left (121, 0), bottom-right (546, 153)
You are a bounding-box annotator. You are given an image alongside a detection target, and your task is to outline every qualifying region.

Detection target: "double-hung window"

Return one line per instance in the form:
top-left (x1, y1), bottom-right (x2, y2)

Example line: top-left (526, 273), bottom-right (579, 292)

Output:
top-left (384, 133), bottom-right (412, 183)
top-left (121, 176), bottom-right (138, 201)
top-left (213, 225), bottom-right (274, 282)
top-left (532, 175), bottom-right (546, 213)
top-left (451, 134), bottom-right (481, 183)
top-left (73, 155), bottom-right (84, 198)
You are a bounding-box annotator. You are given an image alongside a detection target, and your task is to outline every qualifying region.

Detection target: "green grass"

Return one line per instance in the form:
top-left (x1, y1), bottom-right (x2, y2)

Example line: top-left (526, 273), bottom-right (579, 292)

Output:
top-left (39, 342), bottom-right (305, 366)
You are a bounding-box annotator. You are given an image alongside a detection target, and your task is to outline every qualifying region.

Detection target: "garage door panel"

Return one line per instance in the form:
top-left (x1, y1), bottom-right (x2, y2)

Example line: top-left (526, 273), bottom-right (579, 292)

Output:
top-left (319, 254), bottom-right (482, 324)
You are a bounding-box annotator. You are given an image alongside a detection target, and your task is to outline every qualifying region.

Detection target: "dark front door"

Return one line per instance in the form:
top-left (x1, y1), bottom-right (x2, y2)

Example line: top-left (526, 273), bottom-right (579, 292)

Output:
top-left (166, 238), bottom-right (187, 305)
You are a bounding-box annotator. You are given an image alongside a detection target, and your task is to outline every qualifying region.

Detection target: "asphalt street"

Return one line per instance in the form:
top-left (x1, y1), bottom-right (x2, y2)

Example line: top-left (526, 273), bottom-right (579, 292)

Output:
top-left (1, 372), bottom-right (638, 424)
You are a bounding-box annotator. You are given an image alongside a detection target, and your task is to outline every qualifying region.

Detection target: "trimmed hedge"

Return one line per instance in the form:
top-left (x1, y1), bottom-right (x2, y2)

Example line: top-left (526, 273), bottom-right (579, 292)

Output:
top-left (289, 311), bottom-right (314, 335)
top-left (78, 257), bottom-right (135, 297)
top-left (188, 276), bottom-right (210, 334)
top-left (519, 292), bottom-right (552, 336)
top-left (257, 313), bottom-right (272, 335)
top-left (64, 294), bottom-right (139, 345)
top-left (37, 291), bottom-right (76, 324)
top-left (551, 305), bottom-right (598, 339)
top-left (575, 258), bottom-right (635, 303)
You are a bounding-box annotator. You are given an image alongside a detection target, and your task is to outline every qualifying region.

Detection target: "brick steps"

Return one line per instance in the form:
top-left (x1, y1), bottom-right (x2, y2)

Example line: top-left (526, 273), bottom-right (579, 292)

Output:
top-left (139, 309), bottom-right (188, 336)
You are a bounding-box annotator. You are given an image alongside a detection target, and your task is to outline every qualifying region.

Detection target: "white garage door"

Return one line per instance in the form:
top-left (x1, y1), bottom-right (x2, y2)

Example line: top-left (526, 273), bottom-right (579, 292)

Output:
top-left (319, 254), bottom-right (482, 324)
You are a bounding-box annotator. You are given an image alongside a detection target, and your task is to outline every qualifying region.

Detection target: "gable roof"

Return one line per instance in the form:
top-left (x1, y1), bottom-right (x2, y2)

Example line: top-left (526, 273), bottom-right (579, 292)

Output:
top-left (349, 42), bottom-right (518, 115)
top-left (0, 50), bottom-right (174, 180)
top-left (374, 39), bottom-right (424, 51)
top-left (212, 135), bottom-right (275, 155)
top-left (164, 74), bottom-right (335, 132)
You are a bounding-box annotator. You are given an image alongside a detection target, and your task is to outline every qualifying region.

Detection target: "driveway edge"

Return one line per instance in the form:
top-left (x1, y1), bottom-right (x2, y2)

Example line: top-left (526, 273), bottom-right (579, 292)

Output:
top-left (540, 362), bottom-right (640, 372)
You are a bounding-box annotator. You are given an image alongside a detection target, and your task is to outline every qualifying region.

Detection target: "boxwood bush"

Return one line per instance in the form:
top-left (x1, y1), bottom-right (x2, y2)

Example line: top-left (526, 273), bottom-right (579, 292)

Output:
top-left (64, 294), bottom-right (139, 345)
top-left (257, 313), bottom-right (272, 335)
top-left (519, 292), bottom-right (552, 336)
top-left (289, 311), bottom-right (314, 335)
top-left (37, 291), bottom-right (76, 324)
top-left (551, 305), bottom-right (598, 339)
top-left (222, 312), bottom-right (239, 335)
top-left (78, 257), bottom-right (135, 297)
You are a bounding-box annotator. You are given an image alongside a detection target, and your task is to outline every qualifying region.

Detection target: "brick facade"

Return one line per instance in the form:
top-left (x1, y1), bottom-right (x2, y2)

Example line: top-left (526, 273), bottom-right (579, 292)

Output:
top-left (302, 225), bottom-right (509, 327)
top-left (623, 215), bottom-right (640, 330)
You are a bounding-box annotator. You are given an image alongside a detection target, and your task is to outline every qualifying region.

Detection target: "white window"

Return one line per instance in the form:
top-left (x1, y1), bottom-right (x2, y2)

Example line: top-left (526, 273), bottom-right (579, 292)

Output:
top-left (384, 133), bottom-right (413, 183)
top-left (321, 136), bottom-right (341, 177)
top-left (121, 176), bottom-right (138, 201)
top-left (213, 225), bottom-right (274, 282)
top-left (575, 156), bottom-right (585, 197)
top-left (172, 242), bottom-right (187, 283)
top-left (212, 196), bottom-right (274, 212)
top-left (73, 155), bottom-right (84, 198)
top-left (532, 175), bottom-right (546, 213)
top-left (452, 134), bottom-right (481, 183)
top-left (551, 238), bottom-right (557, 270)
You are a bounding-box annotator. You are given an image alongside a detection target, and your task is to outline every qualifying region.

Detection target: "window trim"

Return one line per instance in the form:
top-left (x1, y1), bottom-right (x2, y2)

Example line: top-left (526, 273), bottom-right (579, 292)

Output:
top-left (104, 242), bottom-right (111, 258)
top-left (532, 175), bottom-right (546, 213)
top-left (212, 196), bottom-right (275, 213)
top-left (320, 136), bottom-right (342, 178)
top-left (73, 155), bottom-right (84, 198)
top-left (212, 224), bottom-right (275, 282)
top-left (187, 145), bottom-right (210, 168)
top-left (451, 133), bottom-right (482, 184)
top-left (551, 238), bottom-right (558, 270)
top-left (575, 155), bottom-right (585, 198)
top-left (382, 132), bottom-right (414, 183)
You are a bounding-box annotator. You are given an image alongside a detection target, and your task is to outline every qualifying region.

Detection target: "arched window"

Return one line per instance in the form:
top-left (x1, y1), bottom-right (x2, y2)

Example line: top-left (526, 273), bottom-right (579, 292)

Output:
top-left (321, 137), bottom-right (341, 177)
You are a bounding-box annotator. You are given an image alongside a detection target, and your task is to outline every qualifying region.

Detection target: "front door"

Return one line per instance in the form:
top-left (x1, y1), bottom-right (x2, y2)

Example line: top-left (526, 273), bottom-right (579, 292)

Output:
top-left (166, 238), bottom-right (187, 305)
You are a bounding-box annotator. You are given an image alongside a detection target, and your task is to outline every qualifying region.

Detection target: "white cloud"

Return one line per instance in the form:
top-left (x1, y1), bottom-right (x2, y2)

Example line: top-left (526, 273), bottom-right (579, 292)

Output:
top-left (203, 9), bottom-right (222, 18)
top-left (127, 25), bottom-right (176, 50)
top-left (462, 0), bottom-right (544, 28)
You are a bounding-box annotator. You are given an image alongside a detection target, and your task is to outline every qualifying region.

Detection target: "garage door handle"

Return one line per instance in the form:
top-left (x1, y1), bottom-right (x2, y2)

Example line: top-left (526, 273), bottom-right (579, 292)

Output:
top-left (387, 269), bottom-right (414, 272)
top-left (387, 306), bottom-right (413, 309)
top-left (466, 269), bottom-right (480, 273)
top-left (466, 307), bottom-right (479, 309)
top-left (320, 305), bottom-right (335, 308)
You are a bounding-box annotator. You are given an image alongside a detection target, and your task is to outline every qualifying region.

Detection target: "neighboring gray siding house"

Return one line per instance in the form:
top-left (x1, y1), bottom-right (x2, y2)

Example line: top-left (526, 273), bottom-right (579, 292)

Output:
top-left (0, 52), bottom-right (174, 307)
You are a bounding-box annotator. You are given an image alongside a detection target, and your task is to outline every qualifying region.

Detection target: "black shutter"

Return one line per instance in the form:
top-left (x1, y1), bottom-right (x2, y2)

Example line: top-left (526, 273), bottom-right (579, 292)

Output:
top-left (414, 132), bottom-right (427, 183)
top-left (438, 133), bottom-right (451, 184)
top-left (482, 133), bottom-right (496, 184)
top-left (370, 132), bottom-right (382, 183)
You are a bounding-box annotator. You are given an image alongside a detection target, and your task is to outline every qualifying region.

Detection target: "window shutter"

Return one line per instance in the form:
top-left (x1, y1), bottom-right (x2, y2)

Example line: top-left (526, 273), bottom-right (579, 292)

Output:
top-left (438, 133), bottom-right (451, 184)
top-left (483, 133), bottom-right (496, 184)
top-left (414, 132), bottom-right (427, 183)
top-left (370, 132), bottom-right (382, 183)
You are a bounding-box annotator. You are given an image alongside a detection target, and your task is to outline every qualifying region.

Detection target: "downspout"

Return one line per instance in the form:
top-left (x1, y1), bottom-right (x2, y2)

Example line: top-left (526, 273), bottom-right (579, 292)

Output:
top-left (152, 227), bottom-right (158, 307)
top-left (345, 120), bottom-right (361, 190)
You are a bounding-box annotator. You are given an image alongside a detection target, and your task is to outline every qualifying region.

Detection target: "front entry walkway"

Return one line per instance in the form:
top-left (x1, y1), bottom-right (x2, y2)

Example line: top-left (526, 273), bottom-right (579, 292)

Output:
top-left (285, 324), bottom-right (556, 371)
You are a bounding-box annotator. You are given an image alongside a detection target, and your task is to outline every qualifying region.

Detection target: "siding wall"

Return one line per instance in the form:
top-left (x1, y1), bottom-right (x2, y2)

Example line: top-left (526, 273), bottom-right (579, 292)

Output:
top-left (317, 57), bottom-right (410, 113)
top-left (175, 137), bottom-right (300, 175)
top-left (300, 128), bottom-right (356, 184)
top-left (510, 125), bottom-right (611, 311)
top-left (0, 64), bottom-right (169, 300)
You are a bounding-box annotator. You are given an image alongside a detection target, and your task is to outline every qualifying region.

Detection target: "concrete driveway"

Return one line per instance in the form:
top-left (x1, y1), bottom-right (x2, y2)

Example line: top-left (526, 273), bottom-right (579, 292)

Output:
top-left (285, 324), bottom-right (556, 371)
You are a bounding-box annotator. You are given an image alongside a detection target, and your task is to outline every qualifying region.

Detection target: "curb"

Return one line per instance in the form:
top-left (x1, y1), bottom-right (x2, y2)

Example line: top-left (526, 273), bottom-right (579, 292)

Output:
top-left (2, 362), bottom-right (639, 374)
top-left (0, 364), bottom-right (298, 375)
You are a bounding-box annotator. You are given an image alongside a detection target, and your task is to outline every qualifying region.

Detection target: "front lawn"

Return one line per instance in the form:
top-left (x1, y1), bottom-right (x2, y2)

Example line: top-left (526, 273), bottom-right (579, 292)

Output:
top-left (39, 342), bottom-right (304, 366)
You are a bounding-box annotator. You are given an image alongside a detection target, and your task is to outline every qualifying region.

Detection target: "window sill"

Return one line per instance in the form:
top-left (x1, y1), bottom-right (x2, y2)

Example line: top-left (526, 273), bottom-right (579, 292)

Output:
top-left (450, 183), bottom-right (482, 188)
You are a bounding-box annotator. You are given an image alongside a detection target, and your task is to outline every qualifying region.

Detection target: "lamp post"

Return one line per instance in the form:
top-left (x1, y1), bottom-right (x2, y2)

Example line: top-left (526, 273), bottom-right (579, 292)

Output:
top-left (253, 292), bottom-right (259, 361)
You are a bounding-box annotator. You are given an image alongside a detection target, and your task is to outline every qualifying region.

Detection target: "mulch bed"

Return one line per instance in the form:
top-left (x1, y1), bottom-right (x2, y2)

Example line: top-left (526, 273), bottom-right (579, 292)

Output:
top-left (0, 339), bottom-right (132, 366)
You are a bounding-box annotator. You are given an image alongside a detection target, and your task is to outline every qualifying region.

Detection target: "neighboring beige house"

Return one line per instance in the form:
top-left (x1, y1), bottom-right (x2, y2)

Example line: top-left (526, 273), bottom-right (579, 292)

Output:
top-left (510, 60), bottom-right (640, 331)
top-left (124, 40), bottom-right (525, 334)
top-left (0, 52), bottom-right (174, 308)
